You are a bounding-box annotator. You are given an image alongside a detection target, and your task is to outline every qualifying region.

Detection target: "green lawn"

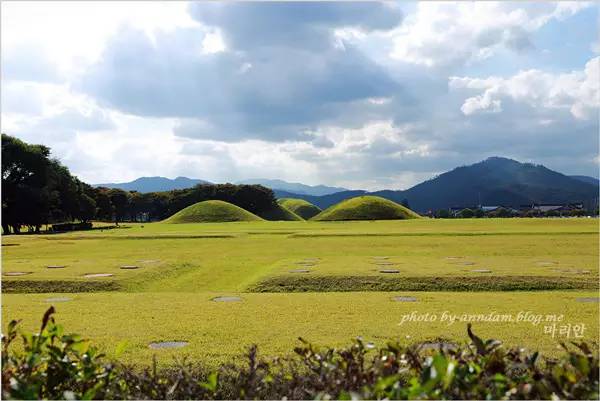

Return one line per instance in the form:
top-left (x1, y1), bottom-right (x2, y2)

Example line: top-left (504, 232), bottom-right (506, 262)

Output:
top-left (2, 218), bottom-right (598, 365)
top-left (3, 291), bottom-right (598, 365)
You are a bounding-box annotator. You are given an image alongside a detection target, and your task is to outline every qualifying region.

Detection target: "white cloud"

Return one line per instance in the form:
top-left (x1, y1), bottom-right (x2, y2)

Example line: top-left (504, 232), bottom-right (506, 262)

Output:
top-left (389, 2), bottom-right (593, 68)
top-left (1, 1), bottom-right (199, 77)
top-left (450, 57), bottom-right (600, 119)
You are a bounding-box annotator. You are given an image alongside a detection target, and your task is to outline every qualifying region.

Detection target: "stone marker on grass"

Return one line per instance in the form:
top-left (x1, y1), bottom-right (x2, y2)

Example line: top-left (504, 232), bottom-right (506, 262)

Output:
top-left (47, 265), bottom-right (66, 269)
top-left (576, 297), bottom-right (600, 303)
top-left (419, 342), bottom-right (457, 351)
top-left (471, 269), bottom-right (492, 273)
top-left (148, 341), bottom-right (188, 349)
top-left (289, 269), bottom-right (311, 273)
top-left (3, 272), bottom-right (31, 276)
top-left (45, 297), bottom-right (72, 303)
top-left (393, 296), bottom-right (417, 302)
top-left (379, 269), bottom-right (400, 273)
top-left (83, 273), bottom-right (114, 278)
top-left (212, 296), bottom-right (242, 302)
top-left (120, 265), bottom-right (139, 270)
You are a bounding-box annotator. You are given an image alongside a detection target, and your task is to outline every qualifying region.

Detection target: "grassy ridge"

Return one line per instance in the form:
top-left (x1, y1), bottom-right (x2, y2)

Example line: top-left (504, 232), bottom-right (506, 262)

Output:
top-left (3, 280), bottom-right (121, 293)
top-left (312, 196), bottom-right (421, 221)
top-left (277, 198), bottom-right (322, 219)
top-left (249, 275), bottom-right (598, 292)
top-left (165, 200), bottom-right (263, 223)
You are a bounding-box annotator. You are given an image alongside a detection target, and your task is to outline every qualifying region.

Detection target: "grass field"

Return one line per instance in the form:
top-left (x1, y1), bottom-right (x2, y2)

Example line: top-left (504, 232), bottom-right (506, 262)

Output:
top-left (2, 218), bottom-right (598, 365)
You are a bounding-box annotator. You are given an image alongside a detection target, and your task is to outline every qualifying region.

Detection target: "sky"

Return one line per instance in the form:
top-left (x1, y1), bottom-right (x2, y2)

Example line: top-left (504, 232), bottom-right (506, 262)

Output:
top-left (1, 1), bottom-right (598, 191)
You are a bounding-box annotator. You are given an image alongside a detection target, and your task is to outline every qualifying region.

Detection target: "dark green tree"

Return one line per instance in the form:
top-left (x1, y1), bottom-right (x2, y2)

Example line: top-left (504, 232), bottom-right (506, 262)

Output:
top-left (108, 189), bottom-right (130, 225)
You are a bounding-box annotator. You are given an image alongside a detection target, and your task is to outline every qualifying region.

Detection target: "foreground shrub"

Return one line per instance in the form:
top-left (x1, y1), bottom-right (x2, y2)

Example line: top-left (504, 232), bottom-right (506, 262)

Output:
top-left (2, 308), bottom-right (598, 400)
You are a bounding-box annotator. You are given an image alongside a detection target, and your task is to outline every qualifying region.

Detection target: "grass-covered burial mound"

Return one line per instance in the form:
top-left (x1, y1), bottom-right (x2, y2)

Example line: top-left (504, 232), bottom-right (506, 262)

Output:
top-left (164, 200), bottom-right (263, 223)
top-left (312, 196), bottom-right (420, 221)
top-left (277, 198), bottom-right (322, 220)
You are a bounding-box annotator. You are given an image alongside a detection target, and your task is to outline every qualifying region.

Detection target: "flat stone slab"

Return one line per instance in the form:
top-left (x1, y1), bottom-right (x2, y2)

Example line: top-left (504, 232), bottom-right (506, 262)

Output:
top-left (457, 261), bottom-right (475, 266)
top-left (83, 273), bottom-right (114, 278)
top-left (289, 269), bottom-right (311, 273)
top-left (419, 342), bottom-right (457, 351)
top-left (212, 296), bottom-right (242, 302)
top-left (373, 256), bottom-right (389, 260)
top-left (445, 256), bottom-right (463, 260)
top-left (393, 296), bottom-right (417, 302)
top-left (471, 269), bottom-right (492, 273)
top-left (3, 272), bottom-right (31, 276)
top-left (374, 261), bottom-right (394, 266)
top-left (120, 265), bottom-right (139, 269)
top-left (46, 297), bottom-right (72, 303)
top-left (576, 297), bottom-right (600, 303)
top-left (148, 341), bottom-right (188, 349)
top-left (47, 265), bottom-right (66, 269)
top-left (379, 269), bottom-right (400, 273)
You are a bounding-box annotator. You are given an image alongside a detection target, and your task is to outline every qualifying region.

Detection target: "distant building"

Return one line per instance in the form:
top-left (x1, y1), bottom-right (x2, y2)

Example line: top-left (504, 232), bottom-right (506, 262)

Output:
top-left (519, 203), bottom-right (585, 215)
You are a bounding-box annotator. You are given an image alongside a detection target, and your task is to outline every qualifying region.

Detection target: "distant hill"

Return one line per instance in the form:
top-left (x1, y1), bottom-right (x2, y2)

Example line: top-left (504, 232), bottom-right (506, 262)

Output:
top-left (275, 157), bottom-right (599, 212)
top-left (95, 176), bottom-right (210, 193)
top-left (236, 178), bottom-right (349, 196)
top-left (570, 175), bottom-right (599, 186)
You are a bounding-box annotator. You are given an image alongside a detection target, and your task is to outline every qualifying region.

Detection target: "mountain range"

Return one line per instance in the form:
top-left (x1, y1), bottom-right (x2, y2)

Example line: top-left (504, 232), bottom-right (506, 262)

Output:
top-left (236, 179), bottom-right (349, 196)
top-left (95, 176), bottom-right (210, 193)
top-left (94, 157), bottom-right (599, 212)
top-left (95, 176), bottom-right (348, 196)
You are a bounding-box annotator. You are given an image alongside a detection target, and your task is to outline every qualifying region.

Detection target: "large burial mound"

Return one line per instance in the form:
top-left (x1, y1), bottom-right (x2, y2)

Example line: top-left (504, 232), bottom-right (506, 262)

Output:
top-left (277, 198), bottom-right (322, 220)
top-left (165, 200), bottom-right (263, 223)
top-left (257, 204), bottom-right (303, 221)
top-left (311, 196), bottom-right (420, 221)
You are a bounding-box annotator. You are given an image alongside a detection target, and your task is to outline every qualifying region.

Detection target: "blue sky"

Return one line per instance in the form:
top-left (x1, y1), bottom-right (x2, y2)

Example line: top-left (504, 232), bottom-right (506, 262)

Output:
top-left (1, 1), bottom-right (598, 190)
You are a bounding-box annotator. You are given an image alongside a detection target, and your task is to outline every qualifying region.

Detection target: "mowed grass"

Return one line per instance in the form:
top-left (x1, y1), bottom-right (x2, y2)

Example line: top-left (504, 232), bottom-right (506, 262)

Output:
top-left (2, 219), bottom-right (597, 292)
top-left (3, 291), bottom-right (598, 365)
top-left (2, 218), bottom-right (598, 365)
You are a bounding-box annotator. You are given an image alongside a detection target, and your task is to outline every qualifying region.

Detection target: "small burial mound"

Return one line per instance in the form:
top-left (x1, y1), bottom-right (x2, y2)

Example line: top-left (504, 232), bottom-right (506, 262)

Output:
top-left (164, 200), bottom-right (263, 223)
top-left (257, 204), bottom-right (303, 221)
top-left (277, 198), bottom-right (322, 220)
top-left (311, 196), bottom-right (420, 221)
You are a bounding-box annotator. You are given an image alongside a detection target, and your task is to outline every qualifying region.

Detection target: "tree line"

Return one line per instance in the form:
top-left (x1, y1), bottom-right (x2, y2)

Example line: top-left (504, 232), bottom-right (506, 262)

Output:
top-left (1, 134), bottom-right (277, 234)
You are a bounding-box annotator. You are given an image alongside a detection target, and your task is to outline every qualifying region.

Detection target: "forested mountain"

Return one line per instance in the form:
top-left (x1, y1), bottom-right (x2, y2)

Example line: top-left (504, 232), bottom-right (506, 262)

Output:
top-left (570, 175), bottom-right (599, 186)
top-left (276, 158), bottom-right (599, 212)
